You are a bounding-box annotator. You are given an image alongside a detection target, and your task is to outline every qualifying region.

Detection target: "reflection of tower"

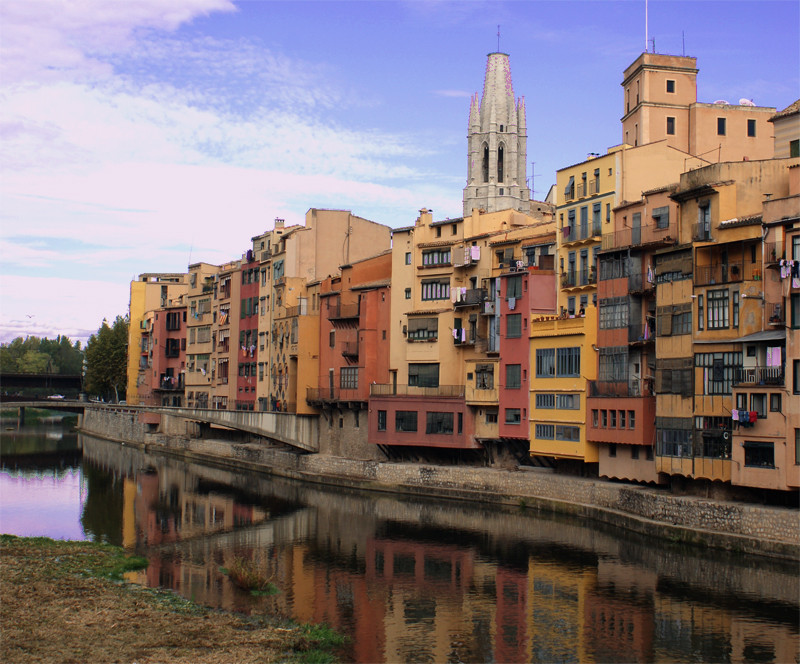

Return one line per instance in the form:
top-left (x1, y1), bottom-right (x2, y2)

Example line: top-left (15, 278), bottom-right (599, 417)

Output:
top-left (463, 52), bottom-right (531, 216)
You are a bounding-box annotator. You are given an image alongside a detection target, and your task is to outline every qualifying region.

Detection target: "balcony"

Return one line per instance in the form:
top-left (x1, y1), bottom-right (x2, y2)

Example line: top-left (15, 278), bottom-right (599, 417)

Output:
top-left (370, 384), bottom-right (465, 398)
top-left (454, 288), bottom-right (487, 307)
top-left (601, 224), bottom-right (675, 251)
top-left (734, 366), bottom-right (784, 386)
top-left (156, 375), bottom-right (184, 391)
top-left (454, 331), bottom-right (484, 347)
top-left (327, 303), bottom-right (360, 321)
top-left (588, 378), bottom-right (654, 398)
top-left (341, 342), bottom-right (359, 358)
top-left (628, 322), bottom-right (655, 344)
top-left (767, 302), bottom-right (785, 326)
top-left (693, 222), bottom-right (712, 242)
top-left (764, 241), bottom-right (784, 267)
top-left (694, 261), bottom-right (763, 286)
top-left (561, 267), bottom-right (596, 289)
top-left (307, 387), bottom-right (365, 404)
top-left (628, 272), bottom-right (655, 294)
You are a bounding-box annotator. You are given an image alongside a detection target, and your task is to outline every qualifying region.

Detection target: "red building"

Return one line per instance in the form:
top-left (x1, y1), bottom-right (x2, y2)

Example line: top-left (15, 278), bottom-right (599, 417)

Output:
top-left (236, 252), bottom-right (260, 410)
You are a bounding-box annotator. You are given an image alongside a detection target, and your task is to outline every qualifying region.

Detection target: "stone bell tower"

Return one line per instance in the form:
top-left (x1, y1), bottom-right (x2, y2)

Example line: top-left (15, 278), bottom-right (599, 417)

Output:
top-left (463, 52), bottom-right (531, 217)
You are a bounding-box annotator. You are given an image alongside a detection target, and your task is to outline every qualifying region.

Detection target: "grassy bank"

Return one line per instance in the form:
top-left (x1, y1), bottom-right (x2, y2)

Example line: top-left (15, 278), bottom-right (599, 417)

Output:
top-left (0, 535), bottom-right (344, 663)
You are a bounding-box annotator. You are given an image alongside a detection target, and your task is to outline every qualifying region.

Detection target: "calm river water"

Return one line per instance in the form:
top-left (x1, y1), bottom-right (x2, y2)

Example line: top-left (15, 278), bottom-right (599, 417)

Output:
top-left (1, 422), bottom-right (798, 663)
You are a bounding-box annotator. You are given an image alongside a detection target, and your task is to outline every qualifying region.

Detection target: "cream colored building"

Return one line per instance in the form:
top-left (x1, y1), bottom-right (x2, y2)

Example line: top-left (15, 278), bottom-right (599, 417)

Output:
top-left (185, 262), bottom-right (219, 409)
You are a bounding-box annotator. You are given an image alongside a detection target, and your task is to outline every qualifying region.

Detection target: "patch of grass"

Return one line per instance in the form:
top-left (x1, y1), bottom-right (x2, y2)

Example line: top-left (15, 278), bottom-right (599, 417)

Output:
top-left (288, 622), bottom-right (348, 664)
top-left (221, 556), bottom-right (279, 595)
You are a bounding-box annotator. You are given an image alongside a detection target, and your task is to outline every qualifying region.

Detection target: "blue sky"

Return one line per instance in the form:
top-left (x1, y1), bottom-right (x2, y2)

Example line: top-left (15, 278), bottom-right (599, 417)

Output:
top-left (1, 0), bottom-right (798, 345)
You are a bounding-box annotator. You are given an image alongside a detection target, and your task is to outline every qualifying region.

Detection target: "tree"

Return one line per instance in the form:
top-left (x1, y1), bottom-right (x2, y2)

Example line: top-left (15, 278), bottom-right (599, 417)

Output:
top-left (84, 316), bottom-right (129, 402)
top-left (0, 335), bottom-right (83, 374)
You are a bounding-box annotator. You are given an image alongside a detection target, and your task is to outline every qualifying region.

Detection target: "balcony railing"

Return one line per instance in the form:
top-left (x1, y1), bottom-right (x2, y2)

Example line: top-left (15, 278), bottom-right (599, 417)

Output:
top-left (628, 323), bottom-right (655, 343)
top-left (370, 384), bottom-right (466, 398)
top-left (601, 224), bottom-right (676, 251)
top-left (327, 303), bottom-right (360, 320)
top-left (735, 366), bottom-right (784, 386)
top-left (588, 378), bottom-right (654, 398)
top-left (767, 302), bottom-right (785, 326)
top-left (157, 376), bottom-right (184, 391)
top-left (454, 288), bottom-right (488, 307)
top-left (694, 261), bottom-right (762, 286)
top-left (561, 268), bottom-right (596, 288)
top-left (307, 387), bottom-right (365, 403)
top-left (341, 342), bottom-right (359, 357)
top-left (693, 222), bottom-right (712, 242)
top-left (764, 241), bottom-right (784, 265)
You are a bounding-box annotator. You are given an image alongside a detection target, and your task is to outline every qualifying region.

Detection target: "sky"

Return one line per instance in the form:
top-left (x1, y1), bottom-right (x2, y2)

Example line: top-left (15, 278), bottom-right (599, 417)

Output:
top-left (1, 0), bottom-right (798, 347)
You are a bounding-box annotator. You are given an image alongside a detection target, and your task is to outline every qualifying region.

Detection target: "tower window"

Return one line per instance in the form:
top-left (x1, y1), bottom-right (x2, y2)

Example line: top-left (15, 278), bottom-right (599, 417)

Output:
top-left (666, 117), bottom-right (675, 135)
top-left (497, 145), bottom-right (504, 182)
top-left (482, 144), bottom-right (489, 183)
top-left (666, 79), bottom-right (675, 93)
top-left (500, 124), bottom-right (504, 132)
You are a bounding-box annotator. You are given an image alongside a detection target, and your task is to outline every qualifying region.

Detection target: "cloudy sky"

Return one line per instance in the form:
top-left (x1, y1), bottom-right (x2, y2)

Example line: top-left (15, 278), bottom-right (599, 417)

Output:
top-left (1, 0), bottom-right (797, 346)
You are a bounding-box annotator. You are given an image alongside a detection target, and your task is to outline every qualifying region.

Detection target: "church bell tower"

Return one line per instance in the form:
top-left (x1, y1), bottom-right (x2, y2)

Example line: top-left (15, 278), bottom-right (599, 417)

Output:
top-left (463, 52), bottom-right (531, 217)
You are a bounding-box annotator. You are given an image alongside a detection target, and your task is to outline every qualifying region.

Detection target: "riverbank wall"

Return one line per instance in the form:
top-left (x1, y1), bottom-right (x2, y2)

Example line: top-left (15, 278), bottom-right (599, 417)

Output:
top-left (80, 408), bottom-right (800, 561)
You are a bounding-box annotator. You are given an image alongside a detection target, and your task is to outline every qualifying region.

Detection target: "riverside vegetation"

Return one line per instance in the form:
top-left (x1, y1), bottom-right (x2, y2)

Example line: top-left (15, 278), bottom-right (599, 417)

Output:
top-left (0, 535), bottom-right (345, 663)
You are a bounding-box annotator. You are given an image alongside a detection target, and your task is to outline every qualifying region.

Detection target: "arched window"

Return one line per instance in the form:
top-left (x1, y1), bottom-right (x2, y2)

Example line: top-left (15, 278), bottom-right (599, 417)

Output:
top-left (482, 144), bottom-right (489, 183)
top-left (497, 144), bottom-right (504, 183)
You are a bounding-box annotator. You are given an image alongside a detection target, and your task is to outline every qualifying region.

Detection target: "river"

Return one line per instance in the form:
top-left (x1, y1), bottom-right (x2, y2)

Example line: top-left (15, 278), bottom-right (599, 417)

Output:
top-left (1, 421), bottom-right (798, 663)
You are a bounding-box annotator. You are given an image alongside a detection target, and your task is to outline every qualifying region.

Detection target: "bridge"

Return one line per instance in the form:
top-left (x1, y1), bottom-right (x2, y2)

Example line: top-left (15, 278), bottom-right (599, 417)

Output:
top-left (0, 372), bottom-right (83, 393)
top-left (0, 399), bottom-right (319, 453)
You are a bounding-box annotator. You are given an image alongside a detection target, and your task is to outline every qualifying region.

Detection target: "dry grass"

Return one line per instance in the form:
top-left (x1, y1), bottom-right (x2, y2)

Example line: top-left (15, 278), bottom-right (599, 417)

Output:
top-left (0, 535), bottom-right (344, 664)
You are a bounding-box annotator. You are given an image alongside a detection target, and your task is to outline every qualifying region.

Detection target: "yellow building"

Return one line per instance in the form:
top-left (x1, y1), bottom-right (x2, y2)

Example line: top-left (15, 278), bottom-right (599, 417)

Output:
top-left (184, 262), bottom-right (219, 409)
top-left (126, 272), bottom-right (186, 405)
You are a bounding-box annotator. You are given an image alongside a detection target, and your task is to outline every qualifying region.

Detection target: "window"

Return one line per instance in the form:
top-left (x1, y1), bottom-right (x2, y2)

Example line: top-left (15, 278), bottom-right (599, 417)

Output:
top-left (535, 423), bottom-right (554, 439)
top-left (707, 289), bottom-right (729, 329)
top-left (329, 330), bottom-right (335, 348)
top-left (696, 351), bottom-right (742, 395)
top-left (395, 411), bottom-right (418, 432)
top-left (506, 314), bottom-right (522, 338)
top-left (421, 280), bottom-right (449, 301)
top-left (408, 363), bottom-right (439, 388)
top-left (750, 393), bottom-right (767, 419)
top-left (770, 394), bottom-right (782, 412)
top-left (629, 410), bottom-right (635, 429)
top-left (791, 293), bottom-right (800, 329)
top-left (506, 364), bottom-right (521, 389)
top-left (475, 364), bottom-right (494, 389)
top-left (631, 446), bottom-right (640, 460)
top-left (796, 428), bottom-right (800, 465)
top-left (619, 410), bottom-right (626, 428)
top-left (407, 317), bottom-right (438, 341)
top-left (556, 347), bottom-right (580, 377)
top-left (601, 410), bottom-right (608, 427)
top-left (791, 139), bottom-right (800, 158)
top-left (505, 408), bottom-right (521, 424)
top-left (744, 441), bottom-right (774, 468)
top-left (426, 412), bottom-right (453, 434)
top-left (747, 119), bottom-right (756, 137)
top-left (599, 347), bottom-right (627, 382)
top-left (405, 252), bottom-right (412, 265)
top-left (609, 443), bottom-right (617, 457)
top-left (486, 411), bottom-right (498, 424)
top-left (340, 367), bottom-right (358, 390)
top-left (717, 117), bottom-right (726, 135)
top-left (697, 294), bottom-right (704, 331)
top-left (536, 394), bottom-right (555, 409)
top-left (405, 288), bottom-right (411, 300)
top-left (666, 116), bottom-right (675, 135)
top-left (377, 411), bottom-right (387, 431)
top-left (610, 410), bottom-right (617, 428)
top-left (666, 79), bottom-right (675, 93)
top-left (599, 297), bottom-right (629, 329)
top-left (795, 360), bottom-right (800, 394)
top-left (653, 206), bottom-right (670, 229)
top-left (536, 348), bottom-right (555, 377)
top-left (592, 409), bottom-right (599, 427)
top-left (556, 394), bottom-right (580, 410)
top-left (422, 248), bottom-right (451, 266)
top-left (556, 426), bottom-right (580, 441)
top-left (506, 275), bottom-right (523, 299)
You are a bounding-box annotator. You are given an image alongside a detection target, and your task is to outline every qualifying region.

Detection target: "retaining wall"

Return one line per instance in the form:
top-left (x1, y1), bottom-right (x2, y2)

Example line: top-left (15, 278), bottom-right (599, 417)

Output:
top-left (79, 408), bottom-right (799, 560)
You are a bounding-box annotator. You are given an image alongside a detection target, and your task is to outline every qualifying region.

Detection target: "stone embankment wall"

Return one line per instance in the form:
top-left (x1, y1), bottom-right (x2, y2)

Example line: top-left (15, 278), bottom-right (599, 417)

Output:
top-left (80, 409), bottom-right (799, 560)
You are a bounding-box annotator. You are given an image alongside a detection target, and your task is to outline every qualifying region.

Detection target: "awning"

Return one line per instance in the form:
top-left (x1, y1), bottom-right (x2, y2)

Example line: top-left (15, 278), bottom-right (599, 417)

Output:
top-left (733, 329), bottom-right (786, 343)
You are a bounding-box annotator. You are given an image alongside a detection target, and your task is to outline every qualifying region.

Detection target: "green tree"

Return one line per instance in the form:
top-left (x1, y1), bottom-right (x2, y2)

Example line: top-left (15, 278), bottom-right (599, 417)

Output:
top-left (0, 335), bottom-right (83, 374)
top-left (84, 316), bottom-right (129, 402)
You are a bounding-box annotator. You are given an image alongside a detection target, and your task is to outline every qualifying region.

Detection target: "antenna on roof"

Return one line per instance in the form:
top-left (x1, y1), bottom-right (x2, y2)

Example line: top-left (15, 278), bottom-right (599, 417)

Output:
top-left (645, 0), bottom-right (649, 52)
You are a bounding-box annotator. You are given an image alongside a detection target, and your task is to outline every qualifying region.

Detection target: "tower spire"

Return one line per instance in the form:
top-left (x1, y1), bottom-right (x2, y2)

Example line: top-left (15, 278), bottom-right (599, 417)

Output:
top-left (463, 52), bottom-right (531, 216)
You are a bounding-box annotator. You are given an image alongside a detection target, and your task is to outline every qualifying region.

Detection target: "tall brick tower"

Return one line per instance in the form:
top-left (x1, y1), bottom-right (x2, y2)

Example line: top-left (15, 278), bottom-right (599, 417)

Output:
top-left (463, 52), bottom-right (531, 216)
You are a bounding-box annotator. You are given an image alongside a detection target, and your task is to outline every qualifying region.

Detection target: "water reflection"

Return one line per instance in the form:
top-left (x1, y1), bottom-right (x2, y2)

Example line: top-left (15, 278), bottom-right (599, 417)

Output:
top-left (73, 435), bottom-right (799, 664)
